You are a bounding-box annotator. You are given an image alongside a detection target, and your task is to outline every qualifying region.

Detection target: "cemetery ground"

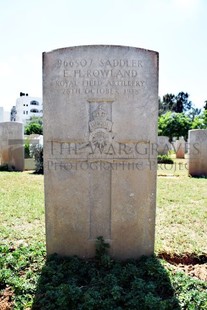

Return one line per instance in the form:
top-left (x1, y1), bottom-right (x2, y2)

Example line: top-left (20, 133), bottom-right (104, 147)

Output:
top-left (0, 159), bottom-right (207, 309)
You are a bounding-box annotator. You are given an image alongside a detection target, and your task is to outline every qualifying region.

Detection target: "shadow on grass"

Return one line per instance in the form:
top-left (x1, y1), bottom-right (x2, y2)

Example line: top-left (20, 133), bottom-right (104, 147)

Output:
top-left (189, 175), bottom-right (207, 179)
top-left (27, 170), bottom-right (43, 175)
top-left (32, 254), bottom-right (181, 310)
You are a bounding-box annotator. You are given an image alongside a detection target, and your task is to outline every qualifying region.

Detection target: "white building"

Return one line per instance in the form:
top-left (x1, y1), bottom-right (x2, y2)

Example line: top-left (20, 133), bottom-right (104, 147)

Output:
top-left (0, 107), bottom-right (10, 122)
top-left (4, 111), bottom-right (10, 121)
top-left (15, 92), bottom-right (43, 123)
top-left (0, 107), bottom-right (3, 122)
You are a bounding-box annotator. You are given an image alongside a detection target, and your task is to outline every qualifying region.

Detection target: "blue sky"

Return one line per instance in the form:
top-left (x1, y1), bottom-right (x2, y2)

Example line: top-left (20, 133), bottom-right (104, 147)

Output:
top-left (0, 0), bottom-right (206, 111)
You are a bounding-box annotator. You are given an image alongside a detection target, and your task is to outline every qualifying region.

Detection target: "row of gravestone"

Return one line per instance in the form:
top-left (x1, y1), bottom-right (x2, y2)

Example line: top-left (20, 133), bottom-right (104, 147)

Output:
top-left (0, 122), bottom-right (206, 174)
top-left (158, 134), bottom-right (207, 177)
top-left (158, 136), bottom-right (186, 158)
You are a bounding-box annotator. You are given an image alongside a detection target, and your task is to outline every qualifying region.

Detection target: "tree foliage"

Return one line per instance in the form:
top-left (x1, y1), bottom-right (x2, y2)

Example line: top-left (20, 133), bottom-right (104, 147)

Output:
top-left (158, 110), bottom-right (207, 140)
top-left (188, 107), bottom-right (201, 121)
top-left (24, 117), bottom-right (43, 135)
top-left (191, 110), bottom-right (207, 129)
top-left (159, 92), bottom-right (192, 115)
top-left (158, 112), bottom-right (192, 141)
top-left (158, 93), bottom-right (207, 140)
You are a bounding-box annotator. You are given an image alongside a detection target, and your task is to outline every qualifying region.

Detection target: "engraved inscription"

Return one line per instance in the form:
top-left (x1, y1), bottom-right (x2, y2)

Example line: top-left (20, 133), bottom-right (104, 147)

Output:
top-left (99, 59), bottom-right (143, 67)
top-left (57, 59), bottom-right (93, 68)
top-left (65, 69), bottom-right (139, 78)
top-left (88, 103), bottom-right (113, 240)
top-left (54, 57), bottom-right (146, 97)
top-left (89, 104), bottom-right (113, 151)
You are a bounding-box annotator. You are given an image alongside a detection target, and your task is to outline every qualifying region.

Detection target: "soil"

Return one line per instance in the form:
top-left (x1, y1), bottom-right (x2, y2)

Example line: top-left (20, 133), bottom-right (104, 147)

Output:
top-left (0, 287), bottom-right (13, 310)
top-left (158, 252), bottom-right (207, 281)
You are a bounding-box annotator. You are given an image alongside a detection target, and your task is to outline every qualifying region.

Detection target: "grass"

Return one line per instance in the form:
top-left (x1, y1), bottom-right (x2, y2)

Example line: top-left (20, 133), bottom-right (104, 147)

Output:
top-left (156, 159), bottom-right (207, 255)
top-left (1, 160), bottom-right (206, 255)
top-left (0, 161), bottom-right (207, 309)
top-left (0, 172), bottom-right (45, 244)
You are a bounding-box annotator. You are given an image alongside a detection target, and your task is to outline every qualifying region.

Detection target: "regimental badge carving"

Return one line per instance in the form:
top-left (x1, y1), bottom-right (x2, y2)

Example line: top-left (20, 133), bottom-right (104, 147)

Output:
top-left (89, 104), bottom-right (113, 151)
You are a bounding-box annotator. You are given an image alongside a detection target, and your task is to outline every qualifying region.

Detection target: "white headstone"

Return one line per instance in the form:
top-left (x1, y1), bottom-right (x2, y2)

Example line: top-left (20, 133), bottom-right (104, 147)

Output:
top-left (43, 45), bottom-right (159, 259)
top-left (188, 129), bottom-right (207, 177)
top-left (0, 122), bottom-right (24, 171)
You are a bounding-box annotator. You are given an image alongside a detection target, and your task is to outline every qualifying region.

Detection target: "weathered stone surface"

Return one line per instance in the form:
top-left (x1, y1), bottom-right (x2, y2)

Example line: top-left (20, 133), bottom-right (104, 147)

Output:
top-left (188, 129), bottom-right (207, 177)
top-left (0, 122), bottom-right (24, 171)
top-left (24, 158), bottom-right (35, 170)
top-left (157, 136), bottom-right (171, 155)
top-left (43, 45), bottom-right (159, 259)
top-left (175, 137), bottom-right (185, 159)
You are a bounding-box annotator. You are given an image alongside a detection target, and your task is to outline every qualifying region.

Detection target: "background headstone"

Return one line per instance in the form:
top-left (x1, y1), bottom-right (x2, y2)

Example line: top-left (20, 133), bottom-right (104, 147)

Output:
top-left (188, 129), bottom-right (207, 177)
top-left (175, 137), bottom-right (185, 159)
top-left (0, 122), bottom-right (24, 171)
top-left (43, 45), bottom-right (159, 259)
top-left (157, 136), bottom-right (171, 155)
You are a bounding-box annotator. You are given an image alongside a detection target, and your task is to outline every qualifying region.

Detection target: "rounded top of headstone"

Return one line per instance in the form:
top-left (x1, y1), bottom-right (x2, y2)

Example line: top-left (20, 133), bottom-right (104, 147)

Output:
top-left (0, 121), bottom-right (23, 126)
top-left (189, 129), bottom-right (207, 133)
top-left (43, 45), bottom-right (159, 56)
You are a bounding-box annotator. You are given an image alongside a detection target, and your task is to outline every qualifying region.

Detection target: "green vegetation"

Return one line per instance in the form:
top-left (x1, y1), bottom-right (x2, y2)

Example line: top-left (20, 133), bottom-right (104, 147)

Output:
top-left (158, 112), bottom-right (191, 141)
top-left (0, 244), bottom-right (181, 309)
top-left (158, 93), bottom-right (207, 141)
top-left (0, 164), bottom-right (15, 171)
top-left (0, 165), bottom-right (207, 309)
top-left (158, 110), bottom-right (207, 141)
top-left (156, 166), bottom-right (207, 254)
top-left (24, 117), bottom-right (43, 135)
top-left (24, 139), bottom-right (32, 159)
top-left (0, 243), bottom-right (45, 309)
top-left (191, 110), bottom-right (207, 129)
top-left (0, 172), bottom-right (44, 244)
top-left (157, 155), bottom-right (174, 164)
top-left (159, 92), bottom-right (192, 115)
top-left (30, 144), bottom-right (44, 174)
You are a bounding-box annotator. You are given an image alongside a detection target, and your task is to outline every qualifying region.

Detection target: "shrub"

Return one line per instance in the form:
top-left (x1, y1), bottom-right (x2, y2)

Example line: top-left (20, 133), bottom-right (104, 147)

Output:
top-left (157, 155), bottom-right (174, 164)
top-left (24, 139), bottom-right (32, 159)
top-left (30, 144), bottom-right (44, 174)
top-left (24, 117), bottom-right (43, 135)
top-left (0, 164), bottom-right (15, 171)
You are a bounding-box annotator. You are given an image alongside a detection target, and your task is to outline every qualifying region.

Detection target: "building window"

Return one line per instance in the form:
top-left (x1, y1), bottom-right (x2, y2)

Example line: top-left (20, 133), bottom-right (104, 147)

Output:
top-left (23, 111), bottom-right (25, 114)
top-left (30, 109), bottom-right (39, 113)
top-left (26, 111), bottom-right (28, 115)
top-left (30, 100), bottom-right (39, 106)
